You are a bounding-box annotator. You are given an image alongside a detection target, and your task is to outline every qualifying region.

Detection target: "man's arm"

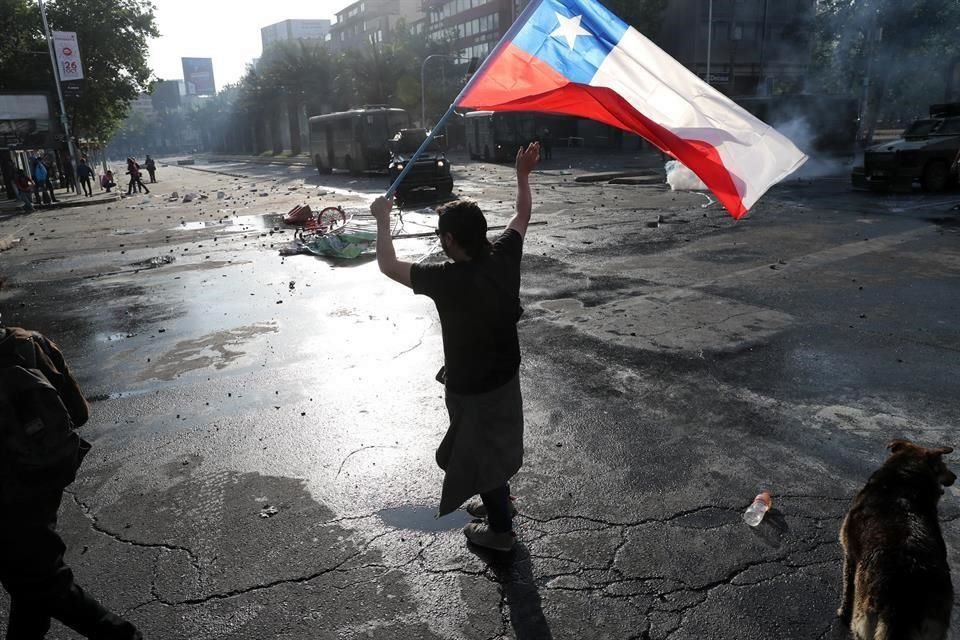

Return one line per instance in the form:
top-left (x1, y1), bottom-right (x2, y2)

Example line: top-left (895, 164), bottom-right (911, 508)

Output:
top-left (371, 196), bottom-right (413, 288)
top-left (507, 142), bottom-right (541, 239)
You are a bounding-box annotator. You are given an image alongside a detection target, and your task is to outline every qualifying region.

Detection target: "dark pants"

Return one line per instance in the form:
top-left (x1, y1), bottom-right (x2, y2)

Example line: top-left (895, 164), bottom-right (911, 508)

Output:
top-left (126, 177), bottom-right (148, 195)
top-left (480, 484), bottom-right (513, 533)
top-left (0, 491), bottom-right (141, 640)
top-left (146, 170), bottom-right (155, 183)
top-left (79, 177), bottom-right (92, 197)
top-left (33, 180), bottom-right (56, 204)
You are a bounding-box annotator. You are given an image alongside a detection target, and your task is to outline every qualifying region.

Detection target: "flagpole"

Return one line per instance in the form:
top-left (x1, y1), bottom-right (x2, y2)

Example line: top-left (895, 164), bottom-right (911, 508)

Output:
top-left (386, 0), bottom-right (545, 198)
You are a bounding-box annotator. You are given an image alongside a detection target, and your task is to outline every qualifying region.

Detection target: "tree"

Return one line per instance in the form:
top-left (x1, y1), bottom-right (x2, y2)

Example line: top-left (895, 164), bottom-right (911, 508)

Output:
top-left (257, 40), bottom-right (334, 153)
top-left (605, 0), bottom-right (668, 39)
top-left (812, 0), bottom-right (960, 138)
top-left (0, 0), bottom-right (158, 142)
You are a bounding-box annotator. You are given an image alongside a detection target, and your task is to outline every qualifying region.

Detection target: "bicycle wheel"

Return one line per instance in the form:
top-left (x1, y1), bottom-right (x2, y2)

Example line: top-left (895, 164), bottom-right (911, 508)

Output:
top-left (317, 206), bottom-right (347, 233)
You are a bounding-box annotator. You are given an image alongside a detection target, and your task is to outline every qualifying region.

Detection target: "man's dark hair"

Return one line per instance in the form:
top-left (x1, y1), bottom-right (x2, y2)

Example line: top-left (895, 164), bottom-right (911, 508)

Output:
top-left (436, 200), bottom-right (491, 259)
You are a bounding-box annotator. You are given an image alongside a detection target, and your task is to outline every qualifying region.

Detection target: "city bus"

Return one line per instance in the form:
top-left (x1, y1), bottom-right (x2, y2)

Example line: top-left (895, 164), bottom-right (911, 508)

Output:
top-left (465, 111), bottom-right (575, 162)
top-left (465, 111), bottom-right (543, 163)
top-left (308, 106), bottom-right (410, 175)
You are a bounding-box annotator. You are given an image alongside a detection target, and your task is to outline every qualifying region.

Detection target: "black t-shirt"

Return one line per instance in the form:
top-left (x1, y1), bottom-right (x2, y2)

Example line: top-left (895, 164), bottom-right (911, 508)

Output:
top-left (411, 229), bottom-right (523, 394)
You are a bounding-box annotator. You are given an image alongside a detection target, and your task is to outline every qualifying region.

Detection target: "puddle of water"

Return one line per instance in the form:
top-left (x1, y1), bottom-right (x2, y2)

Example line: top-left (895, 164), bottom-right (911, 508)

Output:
top-left (377, 505), bottom-right (473, 532)
top-left (174, 213), bottom-right (286, 233)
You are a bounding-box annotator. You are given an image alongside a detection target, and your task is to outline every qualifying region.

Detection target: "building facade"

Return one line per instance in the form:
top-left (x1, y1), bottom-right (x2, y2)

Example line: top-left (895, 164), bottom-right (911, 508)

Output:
top-left (422, 0), bottom-right (518, 61)
top-left (261, 19), bottom-right (332, 51)
top-left (328, 0), bottom-right (424, 52)
top-left (658, 0), bottom-right (817, 96)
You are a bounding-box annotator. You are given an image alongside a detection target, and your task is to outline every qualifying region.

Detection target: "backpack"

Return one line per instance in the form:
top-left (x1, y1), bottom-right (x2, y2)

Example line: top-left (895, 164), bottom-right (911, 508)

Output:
top-left (0, 330), bottom-right (90, 502)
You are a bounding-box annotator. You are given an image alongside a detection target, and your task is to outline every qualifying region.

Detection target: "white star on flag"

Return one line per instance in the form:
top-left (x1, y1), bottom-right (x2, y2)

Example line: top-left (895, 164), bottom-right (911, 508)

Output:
top-left (550, 13), bottom-right (592, 50)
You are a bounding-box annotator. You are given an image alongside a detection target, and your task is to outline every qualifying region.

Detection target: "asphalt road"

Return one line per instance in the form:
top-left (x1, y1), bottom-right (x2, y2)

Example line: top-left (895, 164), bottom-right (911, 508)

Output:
top-left (0, 152), bottom-right (959, 639)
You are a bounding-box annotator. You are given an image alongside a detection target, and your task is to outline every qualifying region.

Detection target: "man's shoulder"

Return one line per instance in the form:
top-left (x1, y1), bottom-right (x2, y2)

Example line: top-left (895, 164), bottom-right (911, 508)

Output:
top-left (492, 228), bottom-right (523, 258)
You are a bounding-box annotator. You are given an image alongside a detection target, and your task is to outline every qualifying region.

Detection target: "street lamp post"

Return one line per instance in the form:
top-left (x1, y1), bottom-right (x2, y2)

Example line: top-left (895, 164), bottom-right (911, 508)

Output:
top-left (705, 0), bottom-right (713, 84)
top-left (421, 54), bottom-right (453, 128)
top-left (37, 0), bottom-right (80, 193)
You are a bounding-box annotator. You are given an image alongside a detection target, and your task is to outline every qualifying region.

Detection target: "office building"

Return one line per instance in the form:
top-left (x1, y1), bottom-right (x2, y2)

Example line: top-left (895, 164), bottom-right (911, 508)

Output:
top-left (261, 19), bottom-right (332, 51)
top-left (328, 0), bottom-right (424, 52)
top-left (659, 0), bottom-right (817, 95)
top-left (422, 0), bottom-right (520, 61)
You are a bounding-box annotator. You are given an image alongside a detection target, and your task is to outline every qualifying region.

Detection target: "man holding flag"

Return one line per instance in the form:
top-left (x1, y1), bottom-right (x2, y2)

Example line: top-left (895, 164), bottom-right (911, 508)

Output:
top-left (372, 143), bottom-right (541, 552)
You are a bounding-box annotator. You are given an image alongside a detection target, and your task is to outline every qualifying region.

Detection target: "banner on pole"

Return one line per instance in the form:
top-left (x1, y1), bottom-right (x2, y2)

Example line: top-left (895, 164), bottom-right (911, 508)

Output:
top-left (52, 31), bottom-right (84, 81)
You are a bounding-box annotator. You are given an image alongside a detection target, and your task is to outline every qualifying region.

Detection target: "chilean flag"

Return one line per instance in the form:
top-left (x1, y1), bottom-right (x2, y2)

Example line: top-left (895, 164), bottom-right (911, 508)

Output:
top-left (456, 0), bottom-right (808, 219)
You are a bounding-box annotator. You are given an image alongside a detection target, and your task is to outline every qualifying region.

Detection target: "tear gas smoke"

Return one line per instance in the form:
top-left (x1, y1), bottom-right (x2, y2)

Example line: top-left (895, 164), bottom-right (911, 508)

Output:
top-left (665, 160), bottom-right (708, 191)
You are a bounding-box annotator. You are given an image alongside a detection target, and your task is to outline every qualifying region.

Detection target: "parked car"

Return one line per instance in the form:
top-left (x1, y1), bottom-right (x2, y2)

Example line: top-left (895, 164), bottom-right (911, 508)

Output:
top-left (387, 128), bottom-right (453, 198)
top-left (852, 103), bottom-right (960, 192)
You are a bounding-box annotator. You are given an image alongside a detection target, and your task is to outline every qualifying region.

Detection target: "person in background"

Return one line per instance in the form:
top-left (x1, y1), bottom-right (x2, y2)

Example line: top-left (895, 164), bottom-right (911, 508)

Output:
top-left (61, 159), bottom-right (76, 194)
top-left (14, 169), bottom-right (34, 213)
top-left (32, 157), bottom-right (57, 205)
top-left (541, 128), bottom-right (554, 161)
top-left (125, 158), bottom-right (148, 195)
top-left (100, 170), bottom-right (116, 193)
top-left (76, 158), bottom-right (94, 197)
top-left (144, 155), bottom-right (157, 183)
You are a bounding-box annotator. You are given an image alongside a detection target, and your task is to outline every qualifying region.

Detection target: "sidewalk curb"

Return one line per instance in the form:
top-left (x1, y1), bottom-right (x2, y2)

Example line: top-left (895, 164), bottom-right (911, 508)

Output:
top-left (210, 155), bottom-right (313, 168)
top-left (0, 193), bottom-right (122, 215)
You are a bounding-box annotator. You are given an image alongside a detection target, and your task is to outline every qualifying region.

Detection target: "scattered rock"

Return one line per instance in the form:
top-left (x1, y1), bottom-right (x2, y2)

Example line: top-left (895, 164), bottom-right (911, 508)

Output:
top-left (259, 505), bottom-right (279, 519)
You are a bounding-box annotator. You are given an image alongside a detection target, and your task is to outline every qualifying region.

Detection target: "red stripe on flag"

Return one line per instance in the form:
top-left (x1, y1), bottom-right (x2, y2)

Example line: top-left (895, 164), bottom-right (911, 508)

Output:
top-left (460, 43), bottom-right (571, 107)
top-left (460, 46), bottom-right (747, 218)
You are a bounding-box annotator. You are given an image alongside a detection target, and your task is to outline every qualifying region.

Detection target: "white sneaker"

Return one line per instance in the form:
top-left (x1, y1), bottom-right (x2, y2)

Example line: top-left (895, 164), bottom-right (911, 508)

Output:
top-left (463, 522), bottom-right (516, 551)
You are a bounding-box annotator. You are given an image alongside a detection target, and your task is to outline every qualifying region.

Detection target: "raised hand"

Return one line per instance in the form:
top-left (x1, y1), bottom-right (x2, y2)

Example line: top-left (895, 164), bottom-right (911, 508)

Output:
top-left (516, 142), bottom-right (540, 178)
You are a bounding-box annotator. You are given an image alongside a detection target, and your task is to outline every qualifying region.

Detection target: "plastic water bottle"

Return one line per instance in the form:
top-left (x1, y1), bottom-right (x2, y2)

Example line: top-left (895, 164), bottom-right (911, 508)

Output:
top-left (743, 491), bottom-right (772, 527)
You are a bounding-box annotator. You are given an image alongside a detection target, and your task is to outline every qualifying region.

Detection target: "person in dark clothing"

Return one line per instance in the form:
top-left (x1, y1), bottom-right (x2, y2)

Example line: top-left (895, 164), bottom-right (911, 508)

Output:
top-left (143, 156), bottom-right (156, 183)
top-left (371, 142), bottom-right (541, 552)
top-left (125, 158), bottom-right (148, 195)
top-left (61, 161), bottom-right (76, 194)
top-left (0, 308), bottom-right (143, 640)
top-left (76, 159), bottom-right (94, 197)
top-left (541, 128), bottom-right (554, 161)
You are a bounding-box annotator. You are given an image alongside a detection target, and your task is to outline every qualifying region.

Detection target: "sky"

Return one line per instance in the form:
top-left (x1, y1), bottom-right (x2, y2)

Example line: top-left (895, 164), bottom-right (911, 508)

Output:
top-left (147, 0), bottom-right (347, 89)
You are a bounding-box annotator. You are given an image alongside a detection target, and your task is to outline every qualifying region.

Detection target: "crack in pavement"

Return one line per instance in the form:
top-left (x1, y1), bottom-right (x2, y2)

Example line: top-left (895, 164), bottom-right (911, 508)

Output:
top-left (168, 529), bottom-right (394, 606)
top-left (67, 490), bottom-right (203, 583)
top-left (334, 445), bottom-right (401, 478)
top-left (520, 503), bottom-right (741, 530)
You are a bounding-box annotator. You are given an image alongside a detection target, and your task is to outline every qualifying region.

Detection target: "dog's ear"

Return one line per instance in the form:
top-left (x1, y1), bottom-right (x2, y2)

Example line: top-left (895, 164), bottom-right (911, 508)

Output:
top-left (887, 439), bottom-right (911, 454)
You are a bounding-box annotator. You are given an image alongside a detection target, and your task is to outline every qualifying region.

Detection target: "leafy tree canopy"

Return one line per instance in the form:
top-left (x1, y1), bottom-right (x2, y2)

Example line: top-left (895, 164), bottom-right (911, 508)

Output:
top-left (0, 0), bottom-right (158, 141)
top-left (605, 0), bottom-right (668, 38)
top-left (812, 0), bottom-right (960, 125)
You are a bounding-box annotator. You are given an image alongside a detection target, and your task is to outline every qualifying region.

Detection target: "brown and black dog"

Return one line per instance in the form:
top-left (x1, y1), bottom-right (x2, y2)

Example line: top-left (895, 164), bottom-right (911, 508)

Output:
top-left (838, 440), bottom-right (956, 640)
